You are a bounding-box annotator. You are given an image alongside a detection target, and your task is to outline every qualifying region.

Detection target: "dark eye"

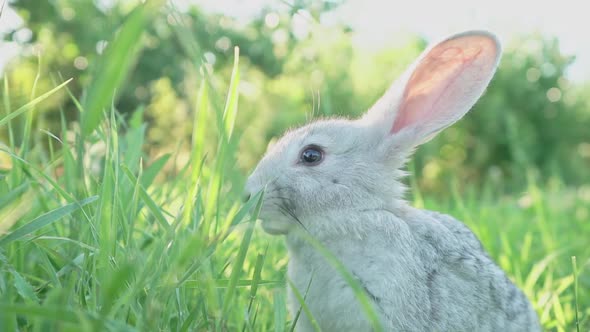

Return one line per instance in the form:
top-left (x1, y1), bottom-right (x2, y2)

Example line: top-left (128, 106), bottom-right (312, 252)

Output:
top-left (300, 145), bottom-right (323, 166)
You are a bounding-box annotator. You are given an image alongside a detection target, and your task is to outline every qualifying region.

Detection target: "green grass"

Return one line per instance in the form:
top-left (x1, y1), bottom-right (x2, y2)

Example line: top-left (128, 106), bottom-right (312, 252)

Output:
top-left (1, 7), bottom-right (589, 332)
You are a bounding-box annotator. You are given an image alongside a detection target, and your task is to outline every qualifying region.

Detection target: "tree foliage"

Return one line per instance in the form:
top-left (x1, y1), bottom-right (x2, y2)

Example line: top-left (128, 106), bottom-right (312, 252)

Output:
top-left (1, 0), bottom-right (588, 192)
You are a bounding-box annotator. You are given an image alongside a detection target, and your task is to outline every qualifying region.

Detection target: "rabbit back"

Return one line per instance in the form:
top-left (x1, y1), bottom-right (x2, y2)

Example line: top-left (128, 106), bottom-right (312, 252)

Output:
top-left (409, 208), bottom-right (541, 331)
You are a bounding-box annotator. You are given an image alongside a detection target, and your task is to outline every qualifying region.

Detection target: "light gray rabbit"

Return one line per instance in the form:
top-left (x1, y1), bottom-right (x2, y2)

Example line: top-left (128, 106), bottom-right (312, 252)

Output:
top-left (245, 31), bottom-right (540, 331)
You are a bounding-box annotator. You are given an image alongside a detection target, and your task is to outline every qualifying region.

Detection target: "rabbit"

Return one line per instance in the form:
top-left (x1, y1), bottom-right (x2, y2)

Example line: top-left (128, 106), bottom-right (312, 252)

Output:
top-left (244, 31), bottom-right (540, 332)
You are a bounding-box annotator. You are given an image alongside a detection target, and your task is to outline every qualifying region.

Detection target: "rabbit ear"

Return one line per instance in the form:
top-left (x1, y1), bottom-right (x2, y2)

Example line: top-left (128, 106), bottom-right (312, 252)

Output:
top-left (364, 31), bottom-right (501, 146)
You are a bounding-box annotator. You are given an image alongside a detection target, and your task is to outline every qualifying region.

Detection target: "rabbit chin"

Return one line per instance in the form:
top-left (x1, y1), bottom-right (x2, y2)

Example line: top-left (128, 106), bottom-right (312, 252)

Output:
top-left (260, 218), bottom-right (293, 235)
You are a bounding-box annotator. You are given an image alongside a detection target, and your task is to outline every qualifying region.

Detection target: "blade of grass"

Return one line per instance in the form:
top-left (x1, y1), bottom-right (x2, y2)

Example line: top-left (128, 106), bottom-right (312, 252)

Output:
top-left (524, 253), bottom-right (558, 293)
top-left (183, 279), bottom-right (282, 288)
top-left (221, 191), bottom-right (263, 317)
top-left (572, 256), bottom-right (580, 332)
top-left (249, 250), bottom-right (267, 306)
top-left (0, 149), bottom-right (92, 219)
top-left (222, 47), bottom-right (240, 141)
top-left (140, 153), bottom-right (170, 189)
top-left (96, 112), bottom-right (117, 271)
top-left (0, 303), bottom-right (81, 324)
top-left (204, 47), bottom-right (240, 232)
top-left (122, 166), bottom-right (171, 234)
top-left (20, 52), bottom-right (42, 160)
top-left (0, 303), bottom-right (136, 331)
top-left (125, 160), bottom-right (143, 246)
top-left (2, 76), bottom-right (15, 158)
top-left (182, 78), bottom-right (209, 225)
top-left (273, 289), bottom-right (287, 332)
top-left (243, 249), bottom-right (268, 332)
top-left (179, 304), bottom-right (200, 332)
top-left (0, 78), bottom-right (73, 127)
top-left (288, 277), bottom-right (320, 332)
top-left (81, 1), bottom-right (164, 135)
top-left (9, 268), bottom-right (40, 302)
top-left (0, 182), bottom-right (29, 209)
top-left (0, 196), bottom-right (98, 246)
top-left (100, 262), bottom-right (134, 317)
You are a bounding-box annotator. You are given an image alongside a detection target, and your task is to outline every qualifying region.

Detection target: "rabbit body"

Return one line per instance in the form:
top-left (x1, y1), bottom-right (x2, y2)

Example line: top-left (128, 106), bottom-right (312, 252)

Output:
top-left (286, 207), bottom-right (540, 331)
top-left (245, 31), bottom-right (540, 331)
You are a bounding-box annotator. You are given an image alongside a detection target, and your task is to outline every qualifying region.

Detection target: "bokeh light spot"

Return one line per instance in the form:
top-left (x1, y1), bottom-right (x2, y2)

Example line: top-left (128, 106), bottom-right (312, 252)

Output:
top-left (526, 67), bottom-right (541, 82)
top-left (62, 7), bottom-right (75, 21)
top-left (215, 36), bottom-right (231, 51)
top-left (74, 56), bottom-right (88, 70)
top-left (546, 87), bottom-right (562, 102)
top-left (96, 40), bottom-right (108, 55)
top-left (265, 12), bottom-right (280, 29)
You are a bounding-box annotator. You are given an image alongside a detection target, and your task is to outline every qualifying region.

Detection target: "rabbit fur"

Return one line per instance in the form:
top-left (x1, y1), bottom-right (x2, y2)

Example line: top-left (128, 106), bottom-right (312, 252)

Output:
top-left (245, 30), bottom-right (540, 332)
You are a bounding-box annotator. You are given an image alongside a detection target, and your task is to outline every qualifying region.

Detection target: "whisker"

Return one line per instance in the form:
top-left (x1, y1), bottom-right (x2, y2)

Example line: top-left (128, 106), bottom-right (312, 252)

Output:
top-left (279, 203), bottom-right (309, 233)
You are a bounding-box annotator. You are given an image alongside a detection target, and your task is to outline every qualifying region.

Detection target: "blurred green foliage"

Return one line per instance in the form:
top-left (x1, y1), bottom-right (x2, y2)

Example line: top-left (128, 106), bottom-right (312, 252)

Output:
top-left (0, 2), bottom-right (588, 331)
top-left (1, 0), bottom-right (589, 193)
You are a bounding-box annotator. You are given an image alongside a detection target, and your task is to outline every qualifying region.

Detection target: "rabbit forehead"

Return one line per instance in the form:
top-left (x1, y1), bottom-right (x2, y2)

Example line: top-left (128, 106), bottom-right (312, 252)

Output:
top-left (274, 118), bottom-right (367, 154)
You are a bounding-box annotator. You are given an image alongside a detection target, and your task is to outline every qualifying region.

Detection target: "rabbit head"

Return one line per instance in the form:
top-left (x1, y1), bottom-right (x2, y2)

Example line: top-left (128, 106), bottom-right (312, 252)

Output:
top-left (245, 31), bottom-right (501, 236)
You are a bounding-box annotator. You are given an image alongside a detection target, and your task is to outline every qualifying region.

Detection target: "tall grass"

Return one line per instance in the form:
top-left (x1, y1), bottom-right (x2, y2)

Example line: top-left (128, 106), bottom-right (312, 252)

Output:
top-left (0, 4), bottom-right (588, 332)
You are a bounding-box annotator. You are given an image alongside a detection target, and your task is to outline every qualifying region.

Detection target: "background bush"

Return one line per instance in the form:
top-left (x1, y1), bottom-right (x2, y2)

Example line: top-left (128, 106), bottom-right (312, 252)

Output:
top-left (2, 0), bottom-right (589, 191)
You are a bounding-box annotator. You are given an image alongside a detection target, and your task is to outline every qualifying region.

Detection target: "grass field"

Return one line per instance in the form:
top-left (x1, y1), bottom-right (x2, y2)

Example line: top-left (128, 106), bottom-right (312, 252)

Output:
top-left (0, 8), bottom-right (589, 332)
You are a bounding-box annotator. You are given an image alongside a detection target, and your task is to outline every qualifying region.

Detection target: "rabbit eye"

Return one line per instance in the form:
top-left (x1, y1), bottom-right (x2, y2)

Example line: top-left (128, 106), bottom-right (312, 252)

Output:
top-left (300, 145), bottom-right (323, 166)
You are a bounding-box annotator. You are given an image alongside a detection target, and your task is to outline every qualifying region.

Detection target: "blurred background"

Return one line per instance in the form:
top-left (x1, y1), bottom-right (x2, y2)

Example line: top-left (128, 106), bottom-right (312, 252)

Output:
top-left (0, 0), bottom-right (589, 194)
top-left (0, 1), bottom-right (589, 330)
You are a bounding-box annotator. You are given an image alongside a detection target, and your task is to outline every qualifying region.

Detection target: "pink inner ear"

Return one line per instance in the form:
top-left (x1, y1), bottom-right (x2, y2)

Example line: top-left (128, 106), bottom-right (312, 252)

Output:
top-left (391, 36), bottom-right (495, 134)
